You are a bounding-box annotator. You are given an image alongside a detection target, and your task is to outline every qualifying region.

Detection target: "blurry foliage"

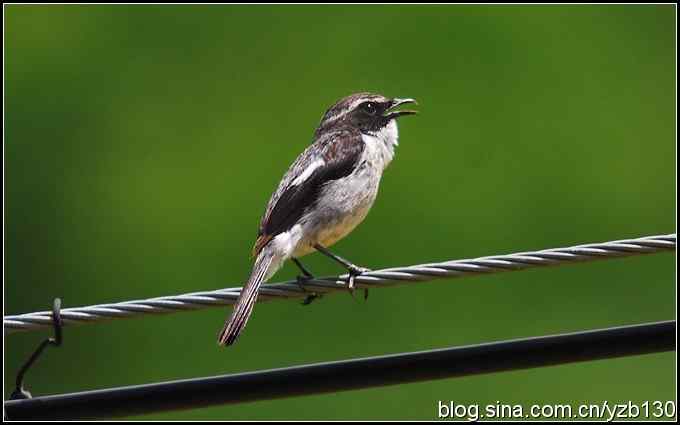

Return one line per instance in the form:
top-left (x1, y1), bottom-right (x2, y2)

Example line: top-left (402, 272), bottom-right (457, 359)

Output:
top-left (4, 5), bottom-right (675, 420)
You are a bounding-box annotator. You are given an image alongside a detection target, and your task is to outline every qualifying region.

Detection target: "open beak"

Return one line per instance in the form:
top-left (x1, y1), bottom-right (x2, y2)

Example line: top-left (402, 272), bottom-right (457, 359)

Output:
top-left (385, 98), bottom-right (418, 119)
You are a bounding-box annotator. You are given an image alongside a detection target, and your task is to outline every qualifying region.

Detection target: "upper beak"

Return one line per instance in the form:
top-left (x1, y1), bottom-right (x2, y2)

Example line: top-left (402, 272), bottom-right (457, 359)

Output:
top-left (385, 98), bottom-right (418, 119)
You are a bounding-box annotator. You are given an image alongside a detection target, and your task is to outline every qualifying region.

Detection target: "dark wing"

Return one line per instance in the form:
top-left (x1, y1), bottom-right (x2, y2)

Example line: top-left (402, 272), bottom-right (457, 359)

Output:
top-left (252, 127), bottom-right (364, 256)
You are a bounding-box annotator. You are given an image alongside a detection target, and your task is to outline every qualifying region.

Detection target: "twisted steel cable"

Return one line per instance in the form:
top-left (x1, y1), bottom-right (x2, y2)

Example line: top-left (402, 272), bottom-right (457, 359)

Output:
top-left (4, 233), bottom-right (676, 334)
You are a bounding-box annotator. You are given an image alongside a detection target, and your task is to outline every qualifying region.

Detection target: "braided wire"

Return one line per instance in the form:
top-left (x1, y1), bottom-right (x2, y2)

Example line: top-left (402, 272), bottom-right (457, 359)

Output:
top-left (4, 233), bottom-right (675, 334)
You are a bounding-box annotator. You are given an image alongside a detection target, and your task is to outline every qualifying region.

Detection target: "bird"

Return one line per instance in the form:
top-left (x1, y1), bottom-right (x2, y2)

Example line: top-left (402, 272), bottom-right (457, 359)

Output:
top-left (218, 92), bottom-right (417, 346)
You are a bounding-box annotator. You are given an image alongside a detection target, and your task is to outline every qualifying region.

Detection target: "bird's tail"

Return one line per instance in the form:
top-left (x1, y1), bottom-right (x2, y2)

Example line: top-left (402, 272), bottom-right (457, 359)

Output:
top-left (218, 247), bottom-right (279, 346)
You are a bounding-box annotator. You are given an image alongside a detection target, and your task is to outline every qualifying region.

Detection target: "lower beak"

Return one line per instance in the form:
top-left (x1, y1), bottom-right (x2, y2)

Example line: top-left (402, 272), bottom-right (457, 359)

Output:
top-left (385, 98), bottom-right (418, 119)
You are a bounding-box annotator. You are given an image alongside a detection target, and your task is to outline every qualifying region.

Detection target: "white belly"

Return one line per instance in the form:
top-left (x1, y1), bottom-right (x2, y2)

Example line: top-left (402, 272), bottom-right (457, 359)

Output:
top-left (313, 190), bottom-right (375, 248)
top-left (280, 121), bottom-right (399, 259)
top-left (291, 167), bottom-right (381, 257)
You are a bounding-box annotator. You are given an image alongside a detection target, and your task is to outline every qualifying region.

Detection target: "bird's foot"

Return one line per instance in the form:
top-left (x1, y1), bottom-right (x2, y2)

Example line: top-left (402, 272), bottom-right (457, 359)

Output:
top-left (346, 265), bottom-right (371, 300)
top-left (296, 274), bottom-right (321, 306)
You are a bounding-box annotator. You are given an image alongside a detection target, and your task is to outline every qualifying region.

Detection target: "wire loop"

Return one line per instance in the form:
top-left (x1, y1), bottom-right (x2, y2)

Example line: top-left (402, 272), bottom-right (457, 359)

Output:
top-left (10, 298), bottom-right (64, 400)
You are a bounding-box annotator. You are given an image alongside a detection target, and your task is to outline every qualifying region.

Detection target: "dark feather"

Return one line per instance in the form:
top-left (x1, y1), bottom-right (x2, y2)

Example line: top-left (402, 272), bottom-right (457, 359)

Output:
top-left (252, 234), bottom-right (272, 258)
top-left (218, 250), bottom-right (273, 346)
top-left (253, 127), bottom-right (364, 256)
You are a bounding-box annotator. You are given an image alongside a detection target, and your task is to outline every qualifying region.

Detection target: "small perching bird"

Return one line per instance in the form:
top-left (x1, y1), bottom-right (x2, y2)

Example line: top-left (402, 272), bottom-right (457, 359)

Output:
top-left (218, 92), bottom-right (417, 346)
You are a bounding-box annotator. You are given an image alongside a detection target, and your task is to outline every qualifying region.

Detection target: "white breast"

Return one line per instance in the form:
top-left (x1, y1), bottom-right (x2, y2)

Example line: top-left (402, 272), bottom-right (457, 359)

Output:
top-left (290, 120), bottom-right (400, 257)
top-left (361, 120), bottom-right (399, 170)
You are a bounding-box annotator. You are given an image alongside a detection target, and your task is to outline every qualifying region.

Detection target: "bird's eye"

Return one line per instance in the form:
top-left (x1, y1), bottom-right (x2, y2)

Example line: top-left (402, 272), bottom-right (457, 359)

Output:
top-left (362, 102), bottom-right (377, 115)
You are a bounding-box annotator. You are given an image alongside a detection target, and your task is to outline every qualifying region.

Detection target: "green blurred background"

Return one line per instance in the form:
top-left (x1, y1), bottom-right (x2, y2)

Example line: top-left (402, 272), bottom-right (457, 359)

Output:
top-left (4, 4), bottom-right (676, 420)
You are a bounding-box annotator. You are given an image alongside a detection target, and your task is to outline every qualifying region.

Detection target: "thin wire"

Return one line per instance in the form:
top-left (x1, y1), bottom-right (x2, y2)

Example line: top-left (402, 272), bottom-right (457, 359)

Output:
top-left (4, 233), bottom-right (676, 334)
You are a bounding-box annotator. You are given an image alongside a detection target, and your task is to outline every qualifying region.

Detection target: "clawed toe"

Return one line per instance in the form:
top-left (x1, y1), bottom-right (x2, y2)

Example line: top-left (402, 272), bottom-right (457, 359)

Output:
top-left (346, 266), bottom-right (371, 300)
top-left (296, 275), bottom-right (320, 306)
top-left (349, 265), bottom-right (371, 275)
top-left (302, 293), bottom-right (320, 305)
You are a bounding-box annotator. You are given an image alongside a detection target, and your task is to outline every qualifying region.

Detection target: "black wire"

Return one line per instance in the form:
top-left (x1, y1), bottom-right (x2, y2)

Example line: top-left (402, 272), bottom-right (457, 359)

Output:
top-left (4, 320), bottom-right (675, 420)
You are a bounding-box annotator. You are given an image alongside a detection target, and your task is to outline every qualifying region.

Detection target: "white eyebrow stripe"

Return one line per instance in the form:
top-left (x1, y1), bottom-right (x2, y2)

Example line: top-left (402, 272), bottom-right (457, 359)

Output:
top-left (349, 96), bottom-right (382, 111)
top-left (292, 159), bottom-right (325, 186)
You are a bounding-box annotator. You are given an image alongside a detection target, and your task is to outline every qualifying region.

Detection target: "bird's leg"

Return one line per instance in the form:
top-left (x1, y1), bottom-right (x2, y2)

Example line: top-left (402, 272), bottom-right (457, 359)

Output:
top-left (313, 244), bottom-right (370, 299)
top-left (292, 258), bottom-right (320, 305)
top-left (292, 257), bottom-right (314, 279)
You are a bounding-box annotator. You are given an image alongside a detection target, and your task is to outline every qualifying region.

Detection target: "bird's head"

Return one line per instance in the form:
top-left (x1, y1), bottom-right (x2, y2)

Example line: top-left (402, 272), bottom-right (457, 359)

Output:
top-left (316, 92), bottom-right (417, 135)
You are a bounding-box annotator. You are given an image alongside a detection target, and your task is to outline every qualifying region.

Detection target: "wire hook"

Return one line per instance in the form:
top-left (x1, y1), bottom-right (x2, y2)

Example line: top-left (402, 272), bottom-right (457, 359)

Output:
top-left (10, 298), bottom-right (63, 400)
